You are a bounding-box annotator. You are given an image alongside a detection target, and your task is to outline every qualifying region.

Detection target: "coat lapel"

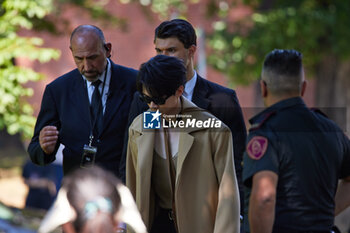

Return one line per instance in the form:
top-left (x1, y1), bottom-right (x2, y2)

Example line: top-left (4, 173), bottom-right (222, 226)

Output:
top-left (192, 75), bottom-right (210, 110)
top-left (136, 131), bottom-right (154, 182)
top-left (102, 62), bottom-right (127, 132)
top-left (175, 97), bottom-right (204, 185)
top-left (176, 132), bottom-right (194, 184)
top-left (70, 71), bottom-right (91, 127)
top-left (136, 130), bottom-right (154, 221)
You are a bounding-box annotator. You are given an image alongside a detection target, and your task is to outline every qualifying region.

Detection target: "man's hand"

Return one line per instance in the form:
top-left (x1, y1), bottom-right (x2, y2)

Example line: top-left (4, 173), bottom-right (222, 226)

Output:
top-left (39, 126), bottom-right (59, 154)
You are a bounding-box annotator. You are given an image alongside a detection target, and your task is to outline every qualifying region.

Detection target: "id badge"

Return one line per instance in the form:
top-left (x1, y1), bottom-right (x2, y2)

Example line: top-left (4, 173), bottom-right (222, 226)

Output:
top-left (80, 144), bottom-right (97, 168)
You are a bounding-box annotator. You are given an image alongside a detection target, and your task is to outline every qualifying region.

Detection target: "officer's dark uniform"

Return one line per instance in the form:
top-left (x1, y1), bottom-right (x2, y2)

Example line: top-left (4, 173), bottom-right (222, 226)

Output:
top-left (243, 97), bottom-right (350, 233)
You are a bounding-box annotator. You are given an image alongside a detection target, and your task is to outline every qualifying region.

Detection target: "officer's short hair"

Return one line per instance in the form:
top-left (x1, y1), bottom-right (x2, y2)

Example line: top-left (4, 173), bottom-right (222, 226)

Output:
top-left (137, 55), bottom-right (186, 98)
top-left (262, 49), bottom-right (303, 95)
top-left (154, 19), bottom-right (197, 49)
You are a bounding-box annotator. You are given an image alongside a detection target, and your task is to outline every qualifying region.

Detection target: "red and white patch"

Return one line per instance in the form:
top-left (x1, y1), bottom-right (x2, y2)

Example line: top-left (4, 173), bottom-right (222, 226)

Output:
top-left (246, 136), bottom-right (268, 160)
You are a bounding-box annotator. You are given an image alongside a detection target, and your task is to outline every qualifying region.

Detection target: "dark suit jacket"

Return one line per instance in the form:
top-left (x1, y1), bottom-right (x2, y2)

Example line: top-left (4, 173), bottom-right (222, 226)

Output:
top-left (28, 60), bottom-right (137, 177)
top-left (121, 74), bottom-right (247, 211)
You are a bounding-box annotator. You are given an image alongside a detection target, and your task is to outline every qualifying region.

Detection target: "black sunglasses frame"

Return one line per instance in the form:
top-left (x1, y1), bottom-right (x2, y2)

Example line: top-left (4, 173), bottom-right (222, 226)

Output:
top-left (139, 93), bottom-right (170, 105)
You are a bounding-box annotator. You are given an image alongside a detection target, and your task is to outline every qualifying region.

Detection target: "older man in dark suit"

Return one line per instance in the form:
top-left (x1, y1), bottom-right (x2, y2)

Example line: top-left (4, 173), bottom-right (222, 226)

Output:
top-left (28, 25), bottom-right (137, 177)
top-left (120, 19), bottom-right (247, 216)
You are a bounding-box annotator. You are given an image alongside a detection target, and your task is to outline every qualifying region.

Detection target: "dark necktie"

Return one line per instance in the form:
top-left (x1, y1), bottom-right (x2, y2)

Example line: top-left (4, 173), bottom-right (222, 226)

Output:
top-left (90, 80), bottom-right (103, 137)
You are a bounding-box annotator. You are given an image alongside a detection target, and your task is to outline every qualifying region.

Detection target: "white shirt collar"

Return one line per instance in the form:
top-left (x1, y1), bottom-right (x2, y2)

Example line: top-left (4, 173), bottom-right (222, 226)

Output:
top-left (83, 59), bottom-right (111, 112)
top-left (183, 70), bottom-right (197, 101)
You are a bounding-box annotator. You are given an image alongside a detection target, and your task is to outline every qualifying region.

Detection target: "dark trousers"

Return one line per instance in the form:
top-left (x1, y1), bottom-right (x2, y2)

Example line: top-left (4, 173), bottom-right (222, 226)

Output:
top-left (150, 208), bottom-right (176, 233)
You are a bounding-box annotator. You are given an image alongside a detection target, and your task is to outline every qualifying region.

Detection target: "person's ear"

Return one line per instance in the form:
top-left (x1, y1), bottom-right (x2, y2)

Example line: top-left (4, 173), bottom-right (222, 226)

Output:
top-left (301, 80), bottom-right (307, 97)
top-left (260, 80), bottom-right (268, 98)
top-left (104, 43), bottom-right (112, 58)
top-left (188, 45), bottom-right (196, 58)
top-left (175, 85), bottom-right (184, 97)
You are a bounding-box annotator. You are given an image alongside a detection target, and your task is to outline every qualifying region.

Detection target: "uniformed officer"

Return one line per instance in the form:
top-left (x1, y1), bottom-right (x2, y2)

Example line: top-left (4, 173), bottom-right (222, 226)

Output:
top-left (243, 49), bottom-right (350, 233)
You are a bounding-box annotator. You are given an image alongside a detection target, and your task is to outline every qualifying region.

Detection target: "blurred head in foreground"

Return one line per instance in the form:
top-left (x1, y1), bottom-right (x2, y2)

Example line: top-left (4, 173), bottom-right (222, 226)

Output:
top-left (38, 166), bottom-right (146, 233)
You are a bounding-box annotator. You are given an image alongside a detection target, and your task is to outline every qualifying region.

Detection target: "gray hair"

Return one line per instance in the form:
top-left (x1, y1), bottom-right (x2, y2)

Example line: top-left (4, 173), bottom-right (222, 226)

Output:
top-left (262, 49), bottom-right (304, 95)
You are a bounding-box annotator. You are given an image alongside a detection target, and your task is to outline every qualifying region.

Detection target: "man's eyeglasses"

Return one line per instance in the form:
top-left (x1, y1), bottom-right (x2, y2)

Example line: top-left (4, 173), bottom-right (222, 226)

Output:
top-left (139, 93), bottom-right (169, 105)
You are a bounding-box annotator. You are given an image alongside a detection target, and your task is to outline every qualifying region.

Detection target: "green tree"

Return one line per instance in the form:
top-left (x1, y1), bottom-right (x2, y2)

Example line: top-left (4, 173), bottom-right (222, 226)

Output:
top-left (0, 0), bottom-right (60, 139)
top-left (0, 0), bottom-right (125, 141)
top-left (127, 0), bottom-right (350, 129)
top-left (207, 0), bottom-right (350, 129)
top-left (63, 0), bottom-right (350, 129)
top-left (5, 0), bottom-right (348, 137)
top-left (207, 0), bottom-right (350, 83)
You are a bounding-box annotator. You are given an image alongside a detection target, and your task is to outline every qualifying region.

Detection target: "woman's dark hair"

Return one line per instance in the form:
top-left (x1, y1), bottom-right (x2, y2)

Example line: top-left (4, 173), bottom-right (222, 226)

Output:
top-left (137, 55), bottom-right (187, 98)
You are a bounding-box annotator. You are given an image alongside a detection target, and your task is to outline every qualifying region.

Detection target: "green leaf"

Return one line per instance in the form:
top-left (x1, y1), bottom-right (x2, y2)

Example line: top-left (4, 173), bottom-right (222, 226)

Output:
top-left (0, 0), bottom-right (59, 139)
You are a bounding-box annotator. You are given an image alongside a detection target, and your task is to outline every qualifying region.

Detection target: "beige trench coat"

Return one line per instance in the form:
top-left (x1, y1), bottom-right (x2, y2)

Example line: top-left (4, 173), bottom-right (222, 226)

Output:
top-left (126, 97), bottom-right (240, 233)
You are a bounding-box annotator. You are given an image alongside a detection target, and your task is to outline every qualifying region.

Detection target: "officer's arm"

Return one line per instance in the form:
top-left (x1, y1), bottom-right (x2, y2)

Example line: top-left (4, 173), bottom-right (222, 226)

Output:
top-left (334, 176), bottom-right (350, 216)
top-left (249, 170), bottom-right (278, 233)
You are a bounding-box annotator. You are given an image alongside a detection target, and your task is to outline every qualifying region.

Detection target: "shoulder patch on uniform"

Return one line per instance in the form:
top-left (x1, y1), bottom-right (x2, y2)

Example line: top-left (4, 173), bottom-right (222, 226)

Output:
top-left (246, 136), bottom-right (268, 160)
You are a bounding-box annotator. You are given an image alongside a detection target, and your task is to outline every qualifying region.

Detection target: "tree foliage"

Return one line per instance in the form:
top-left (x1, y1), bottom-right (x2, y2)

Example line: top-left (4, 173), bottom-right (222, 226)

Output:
top-left (3, 0), bottom-right (349, 138)
top-left (207, 0), bottom-right (350, 85)
top-left (117, 0), bottom-right (350, 88)
top-left (0, 0), bottom-right (60, 139)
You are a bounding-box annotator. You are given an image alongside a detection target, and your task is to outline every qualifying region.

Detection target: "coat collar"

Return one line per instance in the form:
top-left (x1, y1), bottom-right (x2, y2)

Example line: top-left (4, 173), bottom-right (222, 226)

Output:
top-left (249, 97), bottom-right (306, 125)
top-left (131, 96), bottom-right (222, 189)
top-left (133, 122), bottom-right (194, 191)
top-left (191, 74), bottom-right (210, 110)
top-left (102, 60), bottom-right (128, 132)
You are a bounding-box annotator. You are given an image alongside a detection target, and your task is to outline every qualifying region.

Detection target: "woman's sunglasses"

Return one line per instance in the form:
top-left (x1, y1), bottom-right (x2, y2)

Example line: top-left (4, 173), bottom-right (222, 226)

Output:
top-left (139, 93), bottom-right (170, 105)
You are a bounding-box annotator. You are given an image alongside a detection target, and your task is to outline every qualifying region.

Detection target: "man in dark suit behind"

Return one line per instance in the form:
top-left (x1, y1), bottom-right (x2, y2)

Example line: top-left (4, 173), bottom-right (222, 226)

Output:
top-left (120, 19), bottom-right (247, 215)
top-left (28, 25), bottom-right (137, 177)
